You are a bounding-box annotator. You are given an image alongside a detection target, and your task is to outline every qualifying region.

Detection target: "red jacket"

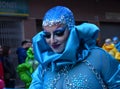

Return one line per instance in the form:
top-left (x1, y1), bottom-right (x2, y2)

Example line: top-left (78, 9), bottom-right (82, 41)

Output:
top-left (0, 61), bottom-right (4, 80)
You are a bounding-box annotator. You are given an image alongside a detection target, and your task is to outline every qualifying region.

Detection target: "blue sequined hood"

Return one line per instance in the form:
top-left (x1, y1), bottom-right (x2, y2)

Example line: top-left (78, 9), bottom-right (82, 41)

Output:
top-left (32, 23), bottom-right (99, 71)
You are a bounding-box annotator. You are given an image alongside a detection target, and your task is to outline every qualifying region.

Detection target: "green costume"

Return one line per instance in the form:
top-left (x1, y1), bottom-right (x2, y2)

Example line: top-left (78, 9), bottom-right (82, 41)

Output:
top-left (17, 47), bottom-right (39, 88)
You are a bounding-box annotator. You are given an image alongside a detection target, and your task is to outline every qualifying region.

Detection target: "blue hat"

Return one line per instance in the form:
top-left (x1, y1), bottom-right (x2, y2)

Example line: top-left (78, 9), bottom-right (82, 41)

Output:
top-left (42, 6), bottom-right (75, 30)
top-left (113, 36), bottom-right (119, 41)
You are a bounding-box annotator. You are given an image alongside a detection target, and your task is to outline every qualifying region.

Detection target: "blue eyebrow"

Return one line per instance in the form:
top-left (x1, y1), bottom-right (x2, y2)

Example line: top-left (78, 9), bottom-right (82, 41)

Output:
top-left (43, 25), bottom-right (67, 34)
top-left (43, 31), bottom-right (49, 34)
top-left (54, 26), bottom-right (67, 33)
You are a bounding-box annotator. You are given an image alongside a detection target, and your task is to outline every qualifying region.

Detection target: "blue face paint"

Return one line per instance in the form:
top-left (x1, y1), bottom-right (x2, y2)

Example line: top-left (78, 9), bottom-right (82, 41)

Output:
top-left (43, 26), bottom-right (67, 39)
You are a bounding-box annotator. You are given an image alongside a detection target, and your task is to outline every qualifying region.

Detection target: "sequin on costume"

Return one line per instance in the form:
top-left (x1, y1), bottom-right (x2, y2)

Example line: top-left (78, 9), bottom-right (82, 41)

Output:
top-left (44, 65), bottom-right (90, 89)
top-left (65, 74), bottom-right (89, 89)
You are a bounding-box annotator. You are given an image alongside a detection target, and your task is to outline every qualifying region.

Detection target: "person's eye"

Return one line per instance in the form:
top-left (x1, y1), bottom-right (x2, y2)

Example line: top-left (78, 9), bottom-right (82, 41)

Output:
top-left (54, 30), bottom-right (65, 37)
top-left (43, 32), bottom-right (51, 39)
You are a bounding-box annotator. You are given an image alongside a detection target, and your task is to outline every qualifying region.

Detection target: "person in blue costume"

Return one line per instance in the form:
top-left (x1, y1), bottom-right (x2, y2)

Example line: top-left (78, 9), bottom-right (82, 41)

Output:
top-left (112, 36), bottom-right (120, 52)
top-left (29, 6), bottom-right (120, 89)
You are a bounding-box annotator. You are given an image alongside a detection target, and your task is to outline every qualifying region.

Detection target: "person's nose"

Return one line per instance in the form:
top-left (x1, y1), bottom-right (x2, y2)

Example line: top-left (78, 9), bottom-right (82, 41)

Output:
top-left (50, 35), bottom-right (57, 44)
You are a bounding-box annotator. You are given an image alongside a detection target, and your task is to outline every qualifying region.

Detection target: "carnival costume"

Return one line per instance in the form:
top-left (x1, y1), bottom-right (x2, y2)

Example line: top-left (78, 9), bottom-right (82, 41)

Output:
top-left (113, 36), bottom-right (120, 52)
top-left (29, 6), bottom-right (120, 89)
top-left (102, 43), bottom-right (120, 61)
top-left (17, 47), bottom-right (38, 88)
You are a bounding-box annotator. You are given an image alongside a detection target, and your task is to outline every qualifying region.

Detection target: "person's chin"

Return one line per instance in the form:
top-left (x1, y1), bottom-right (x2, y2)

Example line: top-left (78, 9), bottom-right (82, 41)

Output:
top-left (53, 49), bottom-right (63, 54)
top-left (51, 45), bottom-right (64, 53)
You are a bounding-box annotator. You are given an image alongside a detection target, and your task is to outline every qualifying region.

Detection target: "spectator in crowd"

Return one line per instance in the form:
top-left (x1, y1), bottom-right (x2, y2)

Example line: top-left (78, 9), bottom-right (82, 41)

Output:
top-left (102, 38), bottom-right (117, 56)
top-left (16, 40), bottom-right (32, 64)
top-left (112, 36), bottom-right (120, 52)
top-left (0, 45), bottom-right (4, 80)
top-left (2, 45), bottom-right (16, 88)
top-left (30, 6), bottom-right (120, 89)
top-left (0, 45), bottom-right (5, 89)
top-left (102, 38), bottom-right (120, 61)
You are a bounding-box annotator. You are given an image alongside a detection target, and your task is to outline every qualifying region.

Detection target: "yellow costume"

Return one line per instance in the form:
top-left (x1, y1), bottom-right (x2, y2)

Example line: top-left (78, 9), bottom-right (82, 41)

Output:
top-left (102, 43), bottom-right (120, 61)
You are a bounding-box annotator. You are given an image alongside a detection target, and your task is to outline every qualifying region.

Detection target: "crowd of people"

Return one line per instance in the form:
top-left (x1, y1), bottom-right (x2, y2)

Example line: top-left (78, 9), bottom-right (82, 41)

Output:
top-left (0, 45), bottom-right (16, 88)
top-left (102, 36), bottom-right (120, 61)
top-left (0, 40), bottom-right (39, 89)
top-left (0, 5), bottom-right (120, 89)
